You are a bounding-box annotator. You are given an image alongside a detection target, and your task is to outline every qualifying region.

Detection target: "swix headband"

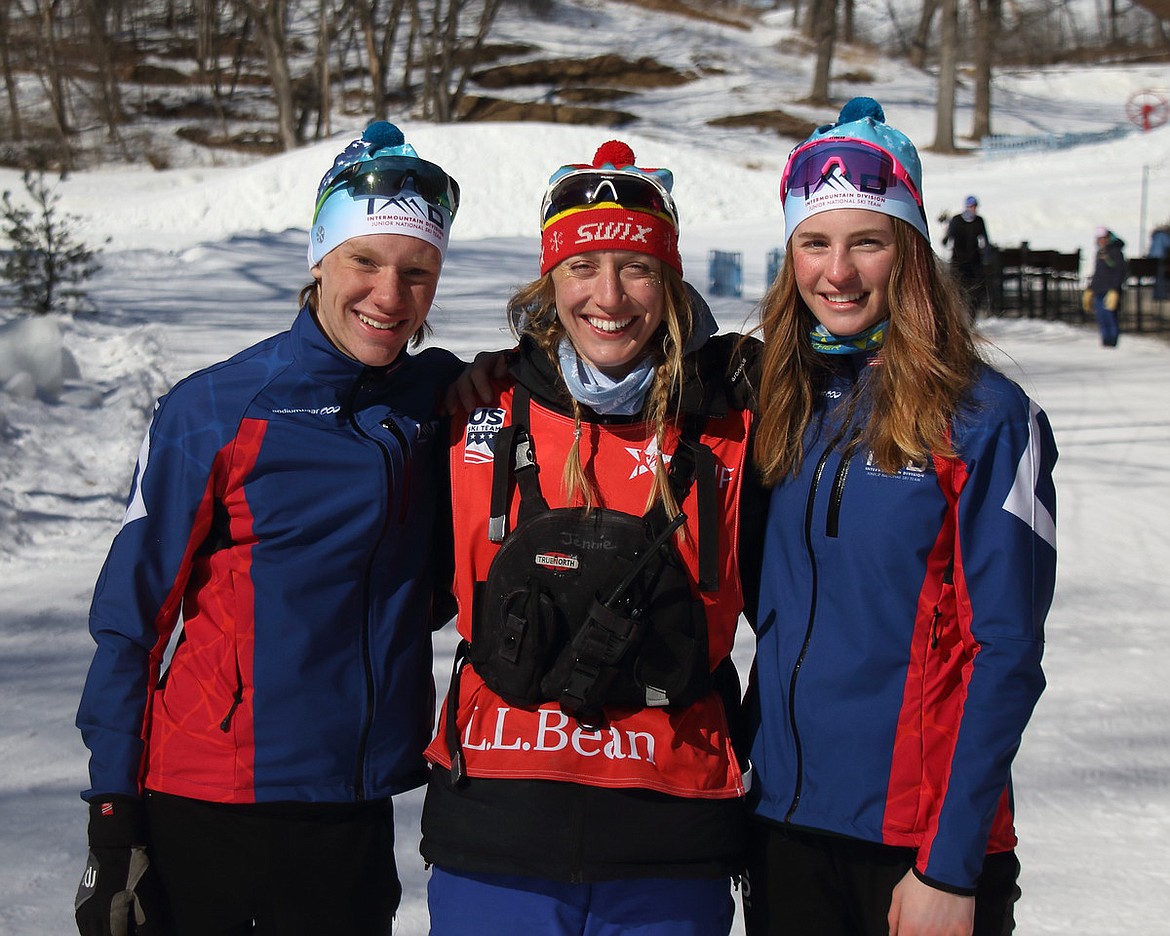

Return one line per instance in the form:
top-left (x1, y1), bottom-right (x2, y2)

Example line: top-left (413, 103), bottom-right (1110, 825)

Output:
top-left (539, 140), bottom-right (682, 275)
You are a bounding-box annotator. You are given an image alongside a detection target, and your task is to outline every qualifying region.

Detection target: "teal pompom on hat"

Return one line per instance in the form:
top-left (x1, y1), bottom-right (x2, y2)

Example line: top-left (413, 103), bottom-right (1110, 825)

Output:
top-left (308, 120), bottom-right (459, 267)
top-left (780, 97), bottom-right (930, 243)
top-left (805, 97), bottom-right (924, 193)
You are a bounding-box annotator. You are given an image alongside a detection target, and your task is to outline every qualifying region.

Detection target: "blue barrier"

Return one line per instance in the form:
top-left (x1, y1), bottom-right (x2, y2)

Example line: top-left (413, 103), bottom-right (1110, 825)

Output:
top-left (982, 124), bottom-right (1131, 158)
top-left (708, 249), bottom-right (743, 297)
top-left (766, 248), bottom-right (784, 289)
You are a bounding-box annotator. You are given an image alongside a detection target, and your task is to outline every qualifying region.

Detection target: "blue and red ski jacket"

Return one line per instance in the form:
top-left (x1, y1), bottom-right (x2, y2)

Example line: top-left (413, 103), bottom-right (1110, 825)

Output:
top-left (77, 306), bottom-right (462, 805)
top-left (744, 353), bottom-right (1057, 893)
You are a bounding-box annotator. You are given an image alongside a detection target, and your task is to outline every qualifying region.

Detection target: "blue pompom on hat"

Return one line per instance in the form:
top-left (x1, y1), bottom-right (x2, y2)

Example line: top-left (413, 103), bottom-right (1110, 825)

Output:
top-left (802, 97), bottom-right (924, 196)
top-left (308, 120), bottom-right (457, 267)
top-left (781, 97), bottom-right (930, 243)
top-left (313, 121), bottom-right (409, 204)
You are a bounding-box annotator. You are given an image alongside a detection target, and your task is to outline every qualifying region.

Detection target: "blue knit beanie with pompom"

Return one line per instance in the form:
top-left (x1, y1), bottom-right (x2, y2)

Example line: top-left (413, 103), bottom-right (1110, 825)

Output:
top-left (781, 97), bottom-right (930, 242)
top-left (308, 121), bottom-right (457, 267)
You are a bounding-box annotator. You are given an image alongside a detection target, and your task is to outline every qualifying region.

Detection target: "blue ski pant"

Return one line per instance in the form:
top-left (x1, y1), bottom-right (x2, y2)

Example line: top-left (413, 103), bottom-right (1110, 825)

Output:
top-left (1094, 295), bottom-right (1120, 346)
top-left (427, 865), bottom-right (735, 936)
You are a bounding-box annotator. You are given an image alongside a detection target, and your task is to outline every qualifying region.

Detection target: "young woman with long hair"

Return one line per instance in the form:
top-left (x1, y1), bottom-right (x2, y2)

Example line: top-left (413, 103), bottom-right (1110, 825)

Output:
top-left (740, 98), bottom-right (1059, 936)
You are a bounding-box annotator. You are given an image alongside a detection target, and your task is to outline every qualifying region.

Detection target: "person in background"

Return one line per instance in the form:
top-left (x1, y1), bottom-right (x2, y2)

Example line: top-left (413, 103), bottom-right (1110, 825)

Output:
top-left (74, 121), bottom-right (464, 936)
top-left (740, 97), bottom-right (1058, 936)
top-left (1149, 222), bottom-right (1170, 301)
top-left (1084, 225), bottom-right (1128, 347)
top-left (941, 194), bottom-right (991, 316)
top-left (420, 140), bottom-right (756, 936)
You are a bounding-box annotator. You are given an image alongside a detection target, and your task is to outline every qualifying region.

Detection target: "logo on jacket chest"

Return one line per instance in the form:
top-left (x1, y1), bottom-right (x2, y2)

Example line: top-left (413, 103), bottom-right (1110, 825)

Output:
top-left (464, 407), bottom-right (507, 464)
top-left (863, 451), bottom-right (930, 482)
top-left (464, 410), bottom-right (672, 485)
top-left (626, 438), bottom-right (669, 480)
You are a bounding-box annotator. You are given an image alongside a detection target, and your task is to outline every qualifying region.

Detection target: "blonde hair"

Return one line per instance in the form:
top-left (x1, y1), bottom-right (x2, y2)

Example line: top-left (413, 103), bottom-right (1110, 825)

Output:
top-left (753, 219), bottom-right (981, 484)
top-left (506, 266), bottom-right (694, 515)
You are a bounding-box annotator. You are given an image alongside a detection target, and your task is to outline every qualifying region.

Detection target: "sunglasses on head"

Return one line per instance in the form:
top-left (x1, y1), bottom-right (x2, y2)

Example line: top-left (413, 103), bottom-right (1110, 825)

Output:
top-left (541, 170), bottom-right (678, 226)
top-left (780, 137), bottom-right (923, 208)
top-left (315, 155), bottom-right (461, 223)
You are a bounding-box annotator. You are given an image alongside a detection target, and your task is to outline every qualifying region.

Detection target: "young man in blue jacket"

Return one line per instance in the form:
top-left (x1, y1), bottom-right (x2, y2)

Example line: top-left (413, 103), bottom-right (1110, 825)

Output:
top-left (74, 122), bottom-right (464, 936)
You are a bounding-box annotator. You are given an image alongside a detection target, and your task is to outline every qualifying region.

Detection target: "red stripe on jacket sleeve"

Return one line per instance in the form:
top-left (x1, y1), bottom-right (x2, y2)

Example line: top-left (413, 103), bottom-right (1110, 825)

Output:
top-left (882, 456), bottom-right (977, 866)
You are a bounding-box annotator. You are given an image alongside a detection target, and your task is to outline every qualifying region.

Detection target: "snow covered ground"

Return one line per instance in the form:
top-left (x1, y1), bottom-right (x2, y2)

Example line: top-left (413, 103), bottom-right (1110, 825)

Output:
top-left (2, 3), bottom-right (1169, 933)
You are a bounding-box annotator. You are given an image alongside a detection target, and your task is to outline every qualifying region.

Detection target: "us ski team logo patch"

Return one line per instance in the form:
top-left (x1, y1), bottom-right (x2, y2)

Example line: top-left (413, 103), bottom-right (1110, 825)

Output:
top-left (464, 407), bottom-right (507, 463)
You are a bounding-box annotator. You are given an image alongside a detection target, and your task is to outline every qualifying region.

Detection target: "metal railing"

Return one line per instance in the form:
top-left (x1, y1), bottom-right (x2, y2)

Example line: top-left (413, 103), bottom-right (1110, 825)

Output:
top-left (984, 243), bottom-right (1170, 333)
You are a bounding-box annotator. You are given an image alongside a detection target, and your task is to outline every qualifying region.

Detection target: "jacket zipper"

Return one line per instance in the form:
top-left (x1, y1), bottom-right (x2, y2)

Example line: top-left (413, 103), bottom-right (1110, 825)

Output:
top-left (219, 679), bottom-right (243, 731)
top-left (825, 420), bottom-right (864, 538)
top-left (348, 375), bottom-right (400, 800)
top-left (930, 558), bottom-right (955, 650)
top-left (786, 374), bottom-right (863, 820)
top-left (381, 418), bottom-right (412, 524)
top-left (825, 451), bottom-right (851, 538)
top-left (785, 446), bottom-right (832, 822)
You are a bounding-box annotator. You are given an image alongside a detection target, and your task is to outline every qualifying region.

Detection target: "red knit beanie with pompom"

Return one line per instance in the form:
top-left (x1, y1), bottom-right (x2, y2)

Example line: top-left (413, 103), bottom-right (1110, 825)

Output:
top-left (539, 140), bottom-right (681, 275)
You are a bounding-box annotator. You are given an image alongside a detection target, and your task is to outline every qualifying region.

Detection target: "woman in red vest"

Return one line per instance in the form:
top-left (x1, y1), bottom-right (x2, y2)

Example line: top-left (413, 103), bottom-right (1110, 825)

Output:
top-left (421, 140), bottom-right (757, 935)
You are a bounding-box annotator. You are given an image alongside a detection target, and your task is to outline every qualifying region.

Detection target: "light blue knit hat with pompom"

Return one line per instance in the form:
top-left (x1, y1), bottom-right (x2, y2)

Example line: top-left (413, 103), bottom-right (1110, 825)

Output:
top-left (781, 97), bottom-right (930, 242)
top-left (308, 121), bottom-right (457, 267)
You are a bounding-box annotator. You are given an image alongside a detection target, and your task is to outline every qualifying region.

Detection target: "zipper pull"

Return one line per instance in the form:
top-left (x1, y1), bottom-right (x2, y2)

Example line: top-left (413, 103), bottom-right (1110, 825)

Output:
top-left (220, 691), bottom-right (243, 731)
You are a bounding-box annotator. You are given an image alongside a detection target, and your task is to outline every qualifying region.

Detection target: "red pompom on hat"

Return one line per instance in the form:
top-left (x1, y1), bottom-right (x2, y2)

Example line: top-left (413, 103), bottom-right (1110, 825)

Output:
top-left (539, 141), bottom-right (681, 275)
top-left (593, 140), bottom-right (636, 167)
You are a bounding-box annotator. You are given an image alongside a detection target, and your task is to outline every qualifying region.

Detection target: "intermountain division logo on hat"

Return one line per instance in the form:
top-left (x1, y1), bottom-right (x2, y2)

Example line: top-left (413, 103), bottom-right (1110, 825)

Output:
top-left (308, 121), bottom-right (456, 266)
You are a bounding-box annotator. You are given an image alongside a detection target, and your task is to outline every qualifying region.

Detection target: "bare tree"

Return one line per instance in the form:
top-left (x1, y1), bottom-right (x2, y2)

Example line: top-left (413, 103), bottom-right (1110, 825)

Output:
top-left (0, 0), bottom-right (24, 140)
top-left (352, 0), bottom-right (409, 120)
top-left (415, 0), bottom-right (504, 123)
top-left (233, 0), bottom-right (298, 150)
top-left (969, 0), bottom-right (1000, 140)
top-left (315, 0), bottom-right (330, 137)
top-left (932, 0), bottom-right (958, 152)
top-left (790, 0), bottom-right (805, 29)
top-left (80, 0), bottom-right (125, 145)
top-left (296, 0), bottom-right (338, 141)
top-left (840, 0), bottom-right (854, 43)
top-left (35, 0), bottom-right (73, 154)
top-left (192, 0), bottom-right (240, 139)
top-left (908, 0), bottom-right (938, 69)
top-left (806, 0), bottom-right (838, 105)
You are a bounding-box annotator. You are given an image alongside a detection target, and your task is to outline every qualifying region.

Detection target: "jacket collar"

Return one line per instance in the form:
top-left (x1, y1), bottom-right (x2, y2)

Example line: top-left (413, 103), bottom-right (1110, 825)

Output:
top-left (289, 303), bottom-right (406, 391)
top-left (510, 334), bottom-right (736, 423)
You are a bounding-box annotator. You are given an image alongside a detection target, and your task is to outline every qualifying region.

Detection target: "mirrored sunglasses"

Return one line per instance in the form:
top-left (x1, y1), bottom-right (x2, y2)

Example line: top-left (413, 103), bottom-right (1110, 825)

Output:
top-left (780, 138), bottom-right (923, 208)
top-left (541, 170), bottom-right (678, 226)
top-left (315, 155), bottom-right (461, 223)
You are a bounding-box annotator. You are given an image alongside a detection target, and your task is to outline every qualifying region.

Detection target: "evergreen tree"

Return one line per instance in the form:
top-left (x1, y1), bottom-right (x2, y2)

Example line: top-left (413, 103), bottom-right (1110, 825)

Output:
top-left (1, 170), bottom-right (104, 316)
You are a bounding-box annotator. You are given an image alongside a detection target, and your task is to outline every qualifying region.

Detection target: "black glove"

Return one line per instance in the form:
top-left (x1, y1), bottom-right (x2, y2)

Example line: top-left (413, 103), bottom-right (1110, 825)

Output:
top-left (75, 795), bottom-right (167, 936)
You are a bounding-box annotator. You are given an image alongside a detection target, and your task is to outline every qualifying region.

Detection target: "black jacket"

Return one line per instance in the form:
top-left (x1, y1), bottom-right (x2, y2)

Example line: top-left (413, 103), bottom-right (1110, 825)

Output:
top-left (1089, 234), bottom-right (1128, 295)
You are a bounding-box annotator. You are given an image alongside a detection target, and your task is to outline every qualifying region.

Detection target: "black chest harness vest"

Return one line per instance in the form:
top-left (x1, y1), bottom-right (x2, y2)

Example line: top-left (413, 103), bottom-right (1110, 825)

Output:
top-left (445, 385), bottom-right (721, 784)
